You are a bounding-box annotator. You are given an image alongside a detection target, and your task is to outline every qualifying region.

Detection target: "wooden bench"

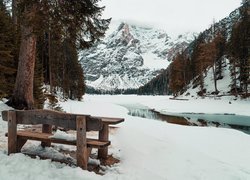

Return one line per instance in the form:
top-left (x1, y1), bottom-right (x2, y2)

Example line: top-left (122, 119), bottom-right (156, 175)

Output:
top-left (1, 110), bottom-right (117, 170)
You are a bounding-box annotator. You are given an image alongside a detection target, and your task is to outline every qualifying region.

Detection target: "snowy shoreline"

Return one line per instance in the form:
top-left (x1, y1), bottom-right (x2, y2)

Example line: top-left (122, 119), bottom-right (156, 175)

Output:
top-left (117, 94), bottom-right (250, 128)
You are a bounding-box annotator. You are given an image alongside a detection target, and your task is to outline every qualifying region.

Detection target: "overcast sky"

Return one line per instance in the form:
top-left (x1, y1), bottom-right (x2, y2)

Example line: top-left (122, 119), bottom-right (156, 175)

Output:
top-left (101, 0), bottom-right (242, 37)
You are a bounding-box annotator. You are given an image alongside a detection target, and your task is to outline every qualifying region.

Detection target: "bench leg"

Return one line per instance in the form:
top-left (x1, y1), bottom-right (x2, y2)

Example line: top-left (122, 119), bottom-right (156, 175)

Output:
top-left (87, 148), bottom-right (92, 162)
top-left (76, 116), bottom-right (88, 170)
top-left (88, 148), bottom-right (92, 159)
top-left (98, 124), bottom-right (109, 159)
top-left (41, 124), bottom-right (52, 148)
top-left (8, 111), bottom-right (17, 155)
top-left (17, 138), bottom-right (27, 152)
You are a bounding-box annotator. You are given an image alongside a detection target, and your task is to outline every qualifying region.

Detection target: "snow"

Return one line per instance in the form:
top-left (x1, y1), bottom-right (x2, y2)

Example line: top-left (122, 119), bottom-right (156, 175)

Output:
top-left (49, 130), bottom-right (76, 141)
top-left (1, 95), bottom-right (250, 179)
top-left (0, 152), bottom-right (100, 180)
top-left (181, 58), bottom-right (236, 97)
top-left (151, 96), bottom-right (250, 116)
top-left (141, 52), bottom-right (170, 70)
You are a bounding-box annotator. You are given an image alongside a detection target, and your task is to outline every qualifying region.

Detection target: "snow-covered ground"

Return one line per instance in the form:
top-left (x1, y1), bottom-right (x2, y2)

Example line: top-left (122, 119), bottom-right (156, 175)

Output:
top-left (180, 57), bottom-right (250, 100)
top-left (1, 95), bottom-right (250, 180)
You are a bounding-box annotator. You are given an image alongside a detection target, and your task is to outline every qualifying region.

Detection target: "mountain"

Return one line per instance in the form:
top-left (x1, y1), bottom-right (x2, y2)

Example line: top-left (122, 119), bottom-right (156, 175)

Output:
top-left (139, 3), bottom-right (250, 98)
top-left (79, 22), bottom-right (195, 92)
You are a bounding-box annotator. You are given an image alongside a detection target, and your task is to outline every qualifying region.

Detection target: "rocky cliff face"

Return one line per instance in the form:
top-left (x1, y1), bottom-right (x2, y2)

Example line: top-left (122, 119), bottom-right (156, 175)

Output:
top-left (79, 22), bottom-right (195, 91)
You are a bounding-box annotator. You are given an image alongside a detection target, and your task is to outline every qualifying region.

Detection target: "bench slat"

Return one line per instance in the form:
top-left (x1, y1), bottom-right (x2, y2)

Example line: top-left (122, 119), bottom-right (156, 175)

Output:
top-left (2, 110), bottom-right (103, 131)
top-left (6, 131), bottom-right (110, 148)
top-left (93, 116), bottom-right (125, 125)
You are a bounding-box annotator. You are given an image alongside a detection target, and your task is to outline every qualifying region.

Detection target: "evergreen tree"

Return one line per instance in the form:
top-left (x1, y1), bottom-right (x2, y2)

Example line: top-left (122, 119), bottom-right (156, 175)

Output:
top-left (229, 2), bottom-right (250, 97)
top-left (214, 32), bottom-right (226, 80)
top-left (195, 43), bottom-right (207, 96)
top-left (169, 53), bottom-right (186, 96)
top-left (138, 70), bottom-right (170, 95)
top-left (242, 0), bottom-right (250, 5)
top-left (46, 94), bottom-right (63, 111)
top-left (61, 38), bottom-right (85, 100)
top-left (75, 63), bottom-right (85, 101)
top-left (33, 53), bottom-right (45, 109)
top-left (8, 0), bottom-right (110, 109)
top-left (0, 1), bottom-right (16, 98)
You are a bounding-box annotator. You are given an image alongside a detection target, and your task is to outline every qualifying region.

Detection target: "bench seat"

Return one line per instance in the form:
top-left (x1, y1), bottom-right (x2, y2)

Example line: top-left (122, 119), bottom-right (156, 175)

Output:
top-left (6, 131), bottom-right (110, 149)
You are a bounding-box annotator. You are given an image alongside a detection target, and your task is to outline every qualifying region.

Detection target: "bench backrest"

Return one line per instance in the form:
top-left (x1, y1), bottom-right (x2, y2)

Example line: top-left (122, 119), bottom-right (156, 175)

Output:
top-left (1, 110), bottom-right (103, 131)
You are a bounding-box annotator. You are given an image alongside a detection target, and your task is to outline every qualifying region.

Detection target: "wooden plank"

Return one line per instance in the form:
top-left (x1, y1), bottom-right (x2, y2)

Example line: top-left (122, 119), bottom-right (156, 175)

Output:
top-left (87, 138), bottom-right (110, 148)
top-left (7, 131), bottom-right (110, 148)
top-left (2, 110), bottom-right (103, 131)
top-left (76, 116), bottom-right (88, 170)
top-left (16, 131), bottom-right (54, 141)
top-left (41, 124), bottom-right (52, 147)
top-left (93, 116), bottom-right (125, 125)
top-left (18, 110), bottom-right (77, 129)
top-left (98, 124), bottom-right (109, 159)
top-left (8, 111), bottom-right (17, 155)
top-left (86, 116), bottom-right (103, 131)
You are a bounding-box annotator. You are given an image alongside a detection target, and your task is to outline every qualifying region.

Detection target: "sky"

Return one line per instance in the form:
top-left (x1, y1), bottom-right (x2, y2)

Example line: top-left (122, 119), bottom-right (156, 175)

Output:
top-left (101, 0), bottom-right (242, 37)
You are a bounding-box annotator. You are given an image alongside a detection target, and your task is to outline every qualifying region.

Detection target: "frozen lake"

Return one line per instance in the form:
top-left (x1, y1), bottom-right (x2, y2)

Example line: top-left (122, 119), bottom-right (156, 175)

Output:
top-left (124, 104), bottom-right (250, 134)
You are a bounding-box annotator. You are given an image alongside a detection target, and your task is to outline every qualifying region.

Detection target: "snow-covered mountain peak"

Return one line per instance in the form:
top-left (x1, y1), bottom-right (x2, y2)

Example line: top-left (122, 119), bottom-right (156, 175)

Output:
top-left (111, 23), bottom-right (135, 45)
top-left (80, 22), bottom-right (195, 92)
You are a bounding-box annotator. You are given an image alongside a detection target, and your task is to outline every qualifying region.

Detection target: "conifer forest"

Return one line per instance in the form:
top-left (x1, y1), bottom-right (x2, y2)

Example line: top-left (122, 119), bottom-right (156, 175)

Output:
top-left (0, 0), bottom-right (110, 109)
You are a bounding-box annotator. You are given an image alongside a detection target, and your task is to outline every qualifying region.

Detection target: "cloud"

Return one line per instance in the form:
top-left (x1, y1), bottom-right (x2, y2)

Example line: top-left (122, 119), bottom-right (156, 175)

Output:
top-left (101, 0), bottom-right (241, 36)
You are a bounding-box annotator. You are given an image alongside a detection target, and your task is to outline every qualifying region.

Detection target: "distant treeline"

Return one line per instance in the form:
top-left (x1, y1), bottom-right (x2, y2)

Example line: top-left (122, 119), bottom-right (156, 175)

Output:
top-left (86, 86), bottom-right (138, 95)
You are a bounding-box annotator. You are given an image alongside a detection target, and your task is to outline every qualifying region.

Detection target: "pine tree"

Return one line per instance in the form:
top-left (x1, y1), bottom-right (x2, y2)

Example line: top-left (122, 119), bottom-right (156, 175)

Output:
top-left (61, 38), bottom-right (85, 100)
top-left (75, 63), bottom-right (85, 101)
top-left (242, 0), bottom-right (250, 5)
top-left (214, 32), bottom-right (226, 80)
top-left (33, 53), bottom-right (45, 109)
top-left (46, 94), bottom-right (63, 111)
top-left (195, 43), bottom-right (207, 96)
top-left (207, 39), bottom-right (218, 94)
top-left (169, 53), bottom-right (186, 96)
top-left (0, 1), bottom-right (16, 98)
top-left (8, 0), bottom-right (110, 109)
top-left (137, 69), bottom-right (170, 95)
top-left (228, 2), bottom-right (250, 97)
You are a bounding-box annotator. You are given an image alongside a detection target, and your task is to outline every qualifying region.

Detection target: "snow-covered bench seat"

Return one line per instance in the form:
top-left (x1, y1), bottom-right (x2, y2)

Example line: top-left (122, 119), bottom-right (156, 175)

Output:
top-left (1, 110), bottom-right (114, 170)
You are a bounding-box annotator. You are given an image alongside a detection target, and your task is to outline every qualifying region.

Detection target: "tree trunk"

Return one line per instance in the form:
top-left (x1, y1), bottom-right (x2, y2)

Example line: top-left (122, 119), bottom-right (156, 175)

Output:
top-left (12, 0), bottom-right (17, 28)
top-left (7, 25), bottom-right (37, 109)
top-left (233, 60), bottom-right (238, 96)
top-left (48, 31), bottom-right (54, 94)
top-left (212, 64), bottom-right (218, 93)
